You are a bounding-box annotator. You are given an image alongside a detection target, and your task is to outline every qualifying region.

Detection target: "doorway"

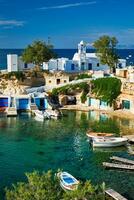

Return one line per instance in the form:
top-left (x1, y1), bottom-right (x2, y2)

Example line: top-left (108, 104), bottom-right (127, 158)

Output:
top-left (57, 79), bottom-right (61, 85)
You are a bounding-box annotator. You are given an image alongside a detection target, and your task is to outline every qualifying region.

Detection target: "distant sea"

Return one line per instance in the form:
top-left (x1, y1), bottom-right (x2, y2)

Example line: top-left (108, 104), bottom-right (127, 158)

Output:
top-left (0, 49), bottom-right (134, 69)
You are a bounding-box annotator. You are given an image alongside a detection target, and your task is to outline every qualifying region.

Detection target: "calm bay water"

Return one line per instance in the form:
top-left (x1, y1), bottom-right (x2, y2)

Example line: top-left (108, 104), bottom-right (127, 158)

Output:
top-left (0, 49), bottom-right (134, 69)
top-left (0, 111), bottom-right (134, 199)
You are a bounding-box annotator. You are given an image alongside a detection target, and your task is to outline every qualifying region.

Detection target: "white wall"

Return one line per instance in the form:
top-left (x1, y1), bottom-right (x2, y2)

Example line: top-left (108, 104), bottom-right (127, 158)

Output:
top-left (7, 54), bottom-right (18, 72)
top-left (18, 57), bottom-right (34, 71)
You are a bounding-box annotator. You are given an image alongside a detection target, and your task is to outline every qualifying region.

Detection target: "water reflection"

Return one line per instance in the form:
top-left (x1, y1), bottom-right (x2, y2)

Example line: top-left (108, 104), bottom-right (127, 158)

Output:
top-left (75, 110), bottom-right (134, 136)
top-left (92, 146), bottom-right (127, 153)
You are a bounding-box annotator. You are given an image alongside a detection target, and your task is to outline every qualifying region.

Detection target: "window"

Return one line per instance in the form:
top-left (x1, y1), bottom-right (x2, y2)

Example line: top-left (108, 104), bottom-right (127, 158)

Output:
top-left (97, 63), bottom-right (100, 67)
top-left (122, 100), bottom-right (130, 109)
top-left (49, 80), bottom-right (51, 83)
top-left (88, 63), bottom-right (92, 70)
top-left (24, 63), bottom-right (28, 68)
top-left (64, 80), bottom-right (67, 83)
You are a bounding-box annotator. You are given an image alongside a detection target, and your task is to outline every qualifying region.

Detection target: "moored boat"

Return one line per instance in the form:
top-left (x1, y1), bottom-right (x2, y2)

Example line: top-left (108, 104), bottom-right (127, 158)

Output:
top-left (92, 137), bottom-right (128, 148)
top-left (46, 109), bottom-right (61, 119)
top-left (87, 132), bottom-right (114, 140)
top-left (57, 172), bottom-right (79, 191)
top-left (34, 110), bottom-right (50, 120)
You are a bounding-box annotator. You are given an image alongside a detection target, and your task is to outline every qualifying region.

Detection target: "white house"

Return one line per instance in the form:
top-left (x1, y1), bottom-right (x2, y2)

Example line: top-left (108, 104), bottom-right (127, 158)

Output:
top-left (7, 55), bottom-right (34, 72)
top-left (18, 57), bottom-right (34, 71)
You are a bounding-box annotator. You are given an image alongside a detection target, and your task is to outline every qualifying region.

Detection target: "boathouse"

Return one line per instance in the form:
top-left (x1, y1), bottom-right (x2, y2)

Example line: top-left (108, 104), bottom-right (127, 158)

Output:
top-left (118, 94), bottom-right (134, 113)
top-left (0, 96), bottom-right (10, 111)
top-left (15, 95), bottom-right (30, 111)
top-left (34, 97), bottom-right (48, 110)
top-left (88, 97), bottom-right (113, 111)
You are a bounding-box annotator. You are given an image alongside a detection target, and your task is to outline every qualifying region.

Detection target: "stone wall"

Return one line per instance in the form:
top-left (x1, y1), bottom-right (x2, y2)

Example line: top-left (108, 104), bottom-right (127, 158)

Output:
top-left (121, 82), bottom-right (134, 95)
top-left (44, 71), bottom-right (70, 87)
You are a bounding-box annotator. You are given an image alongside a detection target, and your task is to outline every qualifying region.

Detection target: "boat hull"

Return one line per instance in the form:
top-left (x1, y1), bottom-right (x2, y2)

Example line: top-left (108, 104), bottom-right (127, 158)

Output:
top-left (57, 172), bottom-right (79, 191)
top-left (92, 138), bottom-right (128, 148)
top-left (34, 111), bottom-right (44, 120)
top-left (60, 180), bottom-right (77, 191)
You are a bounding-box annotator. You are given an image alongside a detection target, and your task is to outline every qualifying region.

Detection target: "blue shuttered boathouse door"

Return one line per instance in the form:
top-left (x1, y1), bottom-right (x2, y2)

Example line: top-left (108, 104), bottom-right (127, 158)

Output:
top-left (35, 98), bottom-right (48, 110)
top-left (18, 99), bottom-right (29, 110)
top-left (0, 98), bottom-right (8, 107)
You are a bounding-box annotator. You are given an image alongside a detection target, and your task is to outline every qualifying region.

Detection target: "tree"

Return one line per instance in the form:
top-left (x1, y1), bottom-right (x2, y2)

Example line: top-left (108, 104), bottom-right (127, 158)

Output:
top-left (5, 170), bottom-right (106, 200)
top-left (93, 35), bottom-right (119, 73)
top-left (22, 40), bottom-right (57, 66)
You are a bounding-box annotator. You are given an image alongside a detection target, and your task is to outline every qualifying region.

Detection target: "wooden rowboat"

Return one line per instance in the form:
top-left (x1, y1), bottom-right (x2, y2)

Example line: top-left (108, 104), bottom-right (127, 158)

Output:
top-left (57, 172), bottom-right (79, 191)
top-left (86, 132), bottom-right (114, 140)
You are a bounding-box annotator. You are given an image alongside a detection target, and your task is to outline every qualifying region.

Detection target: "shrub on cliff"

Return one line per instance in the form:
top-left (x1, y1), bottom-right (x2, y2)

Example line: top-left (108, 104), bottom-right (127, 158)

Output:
top-left (91, 77), bottom-right (121, 105)
top-left (5, 170), bottom-right (106, 200)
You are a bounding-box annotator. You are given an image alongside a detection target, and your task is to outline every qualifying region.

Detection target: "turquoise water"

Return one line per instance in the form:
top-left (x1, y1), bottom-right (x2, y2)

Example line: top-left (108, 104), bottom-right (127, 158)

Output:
top-left (0, 111), bottom-right (134, 199)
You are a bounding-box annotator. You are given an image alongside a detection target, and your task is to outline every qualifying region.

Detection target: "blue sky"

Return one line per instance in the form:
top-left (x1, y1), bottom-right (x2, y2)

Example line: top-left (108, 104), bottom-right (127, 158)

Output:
top-left (0, 0), bottom-right (134, 48)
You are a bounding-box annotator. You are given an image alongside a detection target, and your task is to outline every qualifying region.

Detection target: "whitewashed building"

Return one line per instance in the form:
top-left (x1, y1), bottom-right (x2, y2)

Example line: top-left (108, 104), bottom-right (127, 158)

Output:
top-left (7, 55), bottom-right (34, 72)
top-left (43, 41), bottom-right (126, 73)
top-left (7, 54), bottom-right (18, 72)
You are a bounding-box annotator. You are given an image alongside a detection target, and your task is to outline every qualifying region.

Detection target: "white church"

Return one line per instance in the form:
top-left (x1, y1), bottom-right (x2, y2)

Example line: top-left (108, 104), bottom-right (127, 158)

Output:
top-left (43, 41), bottom-right (126, 72)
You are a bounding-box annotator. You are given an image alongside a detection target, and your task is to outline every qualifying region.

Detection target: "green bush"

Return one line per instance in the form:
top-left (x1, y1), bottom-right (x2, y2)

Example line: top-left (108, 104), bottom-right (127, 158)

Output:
top-left (91, 77), bottom-right (121, 105)
top-left (81, 91), bottom-right (88, 103)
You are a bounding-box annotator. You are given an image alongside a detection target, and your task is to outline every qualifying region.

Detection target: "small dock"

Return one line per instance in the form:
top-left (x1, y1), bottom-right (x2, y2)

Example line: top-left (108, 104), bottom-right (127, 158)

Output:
top-left (105, 189), bottom-right (127, 200)
top-left (103, 162), bottom-right (134, 170)
top-left (6, 107), bottom-right (17, 117)
top-left (110, 156), bottom-right (134, 165)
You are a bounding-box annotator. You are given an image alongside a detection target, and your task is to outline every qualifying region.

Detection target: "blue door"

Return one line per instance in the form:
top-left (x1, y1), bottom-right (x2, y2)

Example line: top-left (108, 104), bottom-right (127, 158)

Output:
top-left (0, 98), bottom-right (8, 107)
top-left (19, 99), bottom-right (29, 110)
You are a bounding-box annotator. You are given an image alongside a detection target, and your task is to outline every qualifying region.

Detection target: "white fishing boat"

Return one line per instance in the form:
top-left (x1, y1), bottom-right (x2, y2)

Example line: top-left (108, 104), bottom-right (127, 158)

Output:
top-left (92, 137), bottom-right (128, 148)
top-left (46, 109), bottom-right (61, 119)
top-left (34, 110), bottom-right (50, 120)
top-left (87, 132), bottom-right (114, 140)
top-left (34, 110), bottom-right (44, 120)
top-left (57, 172), bottom-right (79, 191)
